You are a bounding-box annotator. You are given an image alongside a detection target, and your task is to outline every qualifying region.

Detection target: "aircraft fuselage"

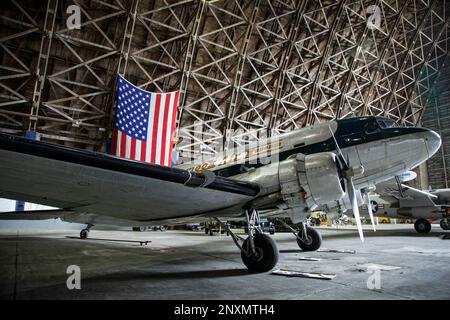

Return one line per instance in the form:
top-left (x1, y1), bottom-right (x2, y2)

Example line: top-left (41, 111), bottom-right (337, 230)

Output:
top-left (182, 116), bottom-right (441, 198)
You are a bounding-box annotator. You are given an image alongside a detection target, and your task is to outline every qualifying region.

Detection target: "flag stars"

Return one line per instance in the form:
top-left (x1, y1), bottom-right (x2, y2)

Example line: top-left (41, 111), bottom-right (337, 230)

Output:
top-left (115, 77), bottom-right (162, 142)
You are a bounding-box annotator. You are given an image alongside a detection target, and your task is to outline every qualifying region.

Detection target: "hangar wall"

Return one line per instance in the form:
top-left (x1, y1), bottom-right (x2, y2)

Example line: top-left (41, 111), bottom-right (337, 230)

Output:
top-left (1, 0), bottom-right (449, 162)
top-left (422, 55), bottom-right (450, 189)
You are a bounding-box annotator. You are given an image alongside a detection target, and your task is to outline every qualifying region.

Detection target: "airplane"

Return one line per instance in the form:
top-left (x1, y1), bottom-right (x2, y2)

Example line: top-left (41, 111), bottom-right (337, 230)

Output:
top-left (360, 172), bottom-right (450, 233)
top-left (0, 116), bottom-right (441, 272)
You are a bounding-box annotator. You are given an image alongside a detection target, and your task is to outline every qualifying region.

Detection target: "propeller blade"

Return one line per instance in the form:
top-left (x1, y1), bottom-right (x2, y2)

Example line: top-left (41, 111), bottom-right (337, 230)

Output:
top-left (364, 193), bottom-right (377, 232)
top-left (347, 178), bottom-right (364, 242)
top-left (328, 123), bottom-right (365, 242)
top-left (328, 124), bottom-right (349, 170)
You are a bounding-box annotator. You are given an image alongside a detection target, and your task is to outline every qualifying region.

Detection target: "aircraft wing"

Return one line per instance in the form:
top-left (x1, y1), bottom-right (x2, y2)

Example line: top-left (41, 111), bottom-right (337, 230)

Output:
top-left (376, 179), bottom-right (437, 207)
top-left (0, 209), bottom-right (69, 221)
top-left (0, 134), bottom-right (260, 225)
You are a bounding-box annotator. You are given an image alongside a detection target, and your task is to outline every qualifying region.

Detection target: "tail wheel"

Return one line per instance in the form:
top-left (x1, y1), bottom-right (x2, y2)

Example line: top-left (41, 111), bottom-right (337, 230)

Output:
top-left (414, 219), bottom-right (431, 233)
top-left (241, 233), bottom-right (279, 272)
top-left (297, 227), bottom-right (322, 251)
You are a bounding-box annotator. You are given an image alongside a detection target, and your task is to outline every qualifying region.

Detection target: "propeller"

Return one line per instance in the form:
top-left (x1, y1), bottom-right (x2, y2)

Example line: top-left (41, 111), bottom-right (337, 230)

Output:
top-left (363, 192), bottom-right (377, 232)
top-left (328, 125), bottom-right (365, 242)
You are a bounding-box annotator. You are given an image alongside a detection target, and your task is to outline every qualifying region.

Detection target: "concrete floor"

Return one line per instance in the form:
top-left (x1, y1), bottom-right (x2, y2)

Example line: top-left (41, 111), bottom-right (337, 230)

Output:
top-left (0, 224), bottom-right (449, 300)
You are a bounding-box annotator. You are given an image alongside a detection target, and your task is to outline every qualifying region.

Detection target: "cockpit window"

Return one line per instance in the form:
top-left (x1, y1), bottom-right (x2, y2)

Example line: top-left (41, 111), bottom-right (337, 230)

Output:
top-left (377, 119), bottom-right (399, 129)
top-left (364, 120), bottom-right (381, 134)
top-left (377, 120), bottom-right (386, 129)
top-left (384, 120), bottom-right (398, 128)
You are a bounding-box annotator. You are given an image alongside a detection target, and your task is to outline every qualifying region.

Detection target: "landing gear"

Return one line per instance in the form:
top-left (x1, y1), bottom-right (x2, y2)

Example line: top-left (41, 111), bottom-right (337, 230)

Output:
top-left (414, 219), bottom-right (431, 233)
top-left (80, 224), bottom-right (93, 239)
top-left (215, 209), bottom-right (279, 272)
top-left (276, 218), bottom-right (322, 251)
top-left (269, 226), bottom-right (275, 235)
top-left (440, 218), bottom-right (450, 230)
top-left (132, 226), bottom-right (147, 232)
top-left (296, 226), bottom-right (322, 251)
top-left (80, 229), bottom-right (88, 239)
top-left (241, 233), bottom-right (278, 272)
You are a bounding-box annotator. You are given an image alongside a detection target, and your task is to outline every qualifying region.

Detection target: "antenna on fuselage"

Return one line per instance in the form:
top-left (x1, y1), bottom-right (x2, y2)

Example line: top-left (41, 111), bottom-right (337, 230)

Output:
top-left (342, 112), bottom-right (357, 119)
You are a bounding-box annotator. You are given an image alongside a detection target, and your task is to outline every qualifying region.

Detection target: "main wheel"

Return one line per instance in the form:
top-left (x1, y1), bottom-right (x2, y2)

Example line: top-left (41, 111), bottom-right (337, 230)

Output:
top-left (241, 233), bottom-right (279, 272)
top-left (80, 229), bottom-right (89, 239)
top-left (297, 227), bottom-right (322, 251)
top-left (414, 219), bottom-right (431, 233)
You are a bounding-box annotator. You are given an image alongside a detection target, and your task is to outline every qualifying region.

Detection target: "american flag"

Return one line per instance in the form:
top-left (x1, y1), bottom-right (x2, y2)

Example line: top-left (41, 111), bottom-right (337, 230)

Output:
top-left (111, 75), bottom-right (179, 166)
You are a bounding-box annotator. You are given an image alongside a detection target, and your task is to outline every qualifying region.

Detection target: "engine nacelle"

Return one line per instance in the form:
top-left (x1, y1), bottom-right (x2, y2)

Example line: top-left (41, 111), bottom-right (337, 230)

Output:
top-left (278, 152), bottom-right (345, 223)
top-left (303, 152), bottom-right (346, 205)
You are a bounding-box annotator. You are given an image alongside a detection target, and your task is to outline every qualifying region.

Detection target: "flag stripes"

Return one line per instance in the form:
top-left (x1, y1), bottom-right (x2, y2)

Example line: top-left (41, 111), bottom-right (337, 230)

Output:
top-left (112, 75), bottom-right (179, 166)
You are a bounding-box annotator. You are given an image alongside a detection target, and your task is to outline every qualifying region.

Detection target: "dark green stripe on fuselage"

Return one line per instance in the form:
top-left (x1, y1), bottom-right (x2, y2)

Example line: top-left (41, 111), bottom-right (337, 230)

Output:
top-left (213, 117), bottom-right (427, 178)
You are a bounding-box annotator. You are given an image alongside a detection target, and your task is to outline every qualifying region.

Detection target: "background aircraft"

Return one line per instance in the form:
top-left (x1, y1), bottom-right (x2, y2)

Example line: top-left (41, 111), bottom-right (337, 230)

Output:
top-left (361, 173), bottom-right (450, 233)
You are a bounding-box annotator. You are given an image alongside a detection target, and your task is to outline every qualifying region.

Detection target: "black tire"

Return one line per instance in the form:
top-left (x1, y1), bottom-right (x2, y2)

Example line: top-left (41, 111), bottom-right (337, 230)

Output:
top-left (269, 227), bottom-right (275, 235)
top-left (80, 229), bottom-right (88, 239)
top-left (241, 233), bottom-right (279, 272)
top-left (414, 219), bottom-right (431, 233)
top-left (159, 226), bottom-right (166, 232)
top-left (440, 219), bottom-right (450, 230)
top-left (297, 227), bottom-right (322, 251)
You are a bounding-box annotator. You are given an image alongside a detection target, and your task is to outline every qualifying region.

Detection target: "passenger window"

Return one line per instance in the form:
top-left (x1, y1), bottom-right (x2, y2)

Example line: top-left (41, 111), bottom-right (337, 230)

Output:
top-left (364, 120), bottom-right (381, 134)
top-left (217, 169), bottom-right (229, 177)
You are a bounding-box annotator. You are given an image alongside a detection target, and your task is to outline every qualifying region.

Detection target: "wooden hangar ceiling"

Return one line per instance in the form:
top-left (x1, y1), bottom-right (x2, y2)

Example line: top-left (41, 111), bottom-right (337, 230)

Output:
top-left (0, 0), bottom-right (449, 159)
